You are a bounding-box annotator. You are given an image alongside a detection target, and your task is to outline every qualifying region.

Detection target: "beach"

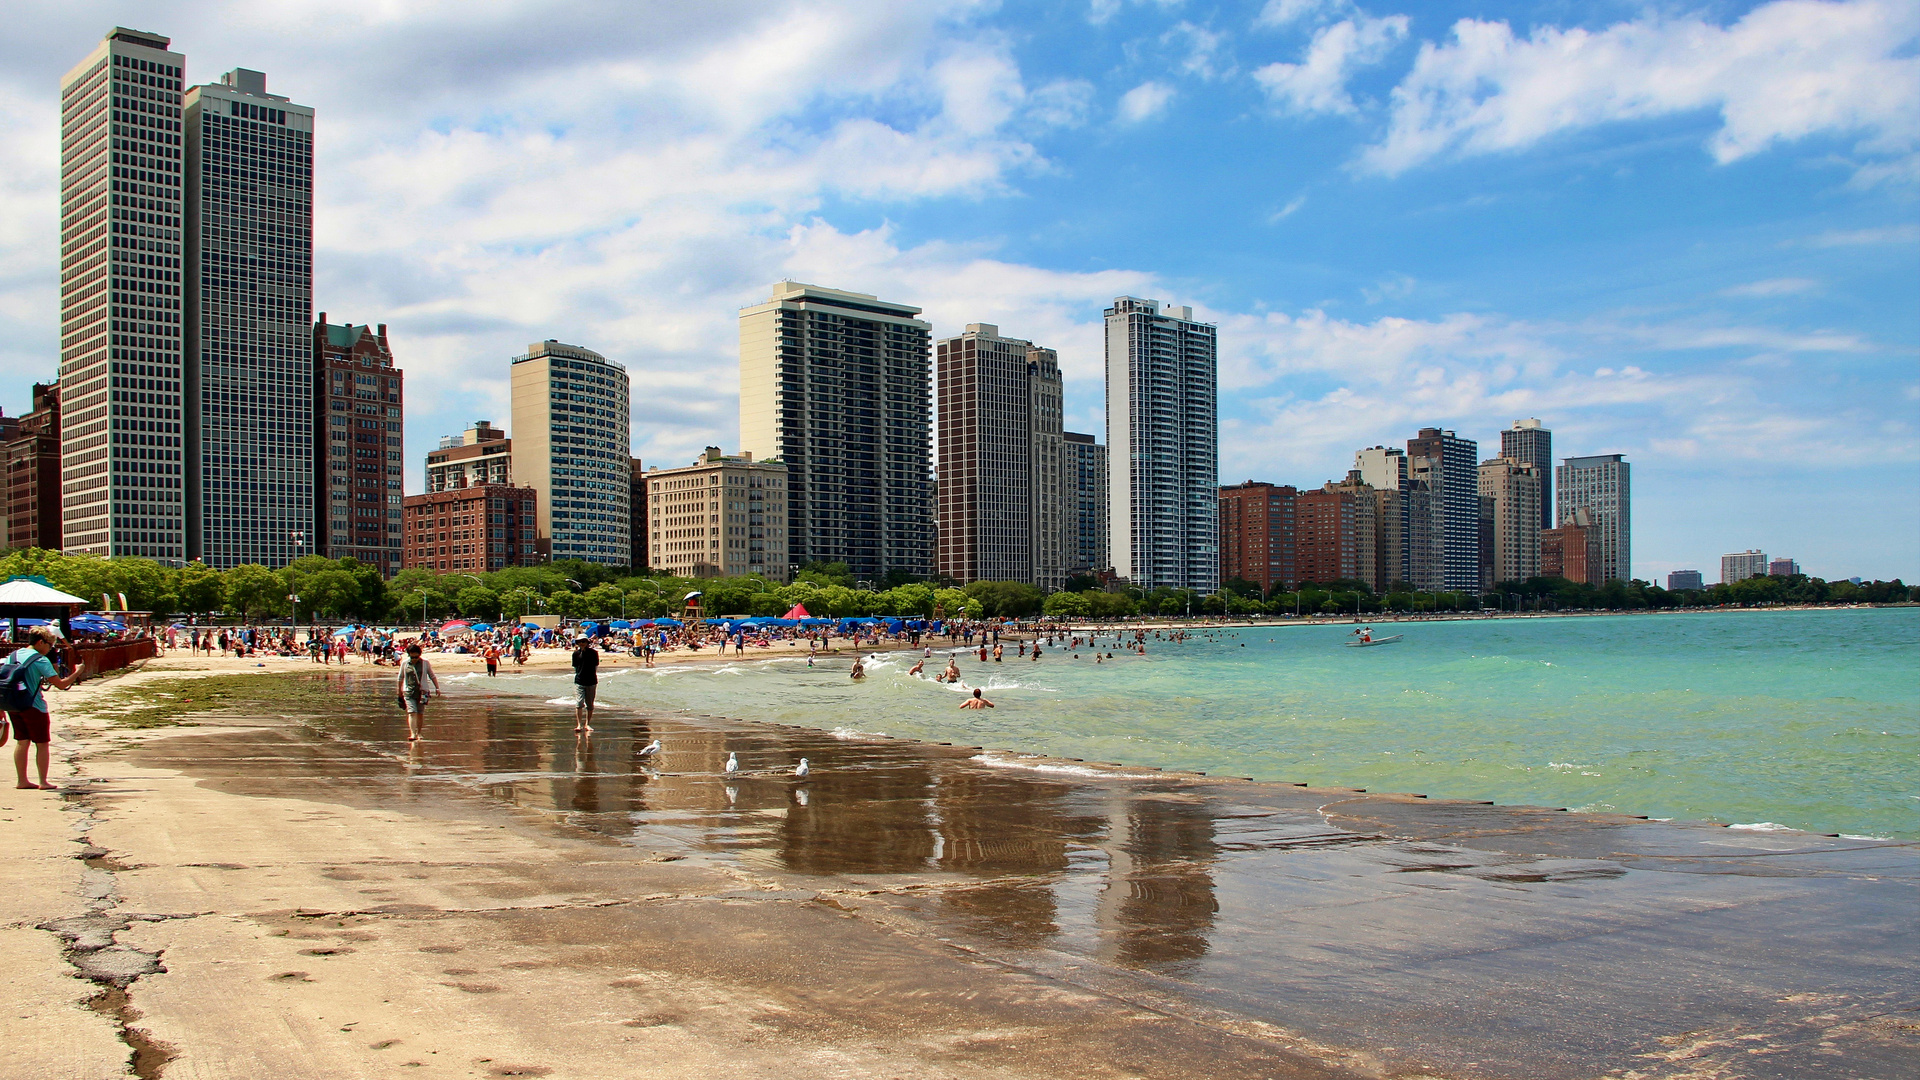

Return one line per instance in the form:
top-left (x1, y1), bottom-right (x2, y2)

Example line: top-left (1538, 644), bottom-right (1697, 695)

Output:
top-left (2, 638), bottom-right (1915, 1079)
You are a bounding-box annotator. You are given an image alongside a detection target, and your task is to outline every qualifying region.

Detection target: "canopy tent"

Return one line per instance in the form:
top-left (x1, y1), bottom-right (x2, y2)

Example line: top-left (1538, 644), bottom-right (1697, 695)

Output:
top-left (782, 603), bottom-right (810, 620)
top-left (0, 575), bottom-right (89, 642)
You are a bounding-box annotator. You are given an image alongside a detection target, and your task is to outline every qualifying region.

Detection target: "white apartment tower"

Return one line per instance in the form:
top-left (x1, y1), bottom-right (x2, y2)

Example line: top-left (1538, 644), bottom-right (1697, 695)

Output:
top-left (739, 282), bottom-right (933, 582)
top-left (1105, 297), bottom-right (1218, 592)
top-left (182, 67), bottom-right (316, 568)
top-left (1558, 454), bottom-right (1631, 583)
top-left (59, 28), bottom-right (189, 560)
top-left (508, 340), bottom-right (632, 565)
top-left (934, 324), bottom-right (1066, 589)
top-left (646, 449), bottom-right (790, 580)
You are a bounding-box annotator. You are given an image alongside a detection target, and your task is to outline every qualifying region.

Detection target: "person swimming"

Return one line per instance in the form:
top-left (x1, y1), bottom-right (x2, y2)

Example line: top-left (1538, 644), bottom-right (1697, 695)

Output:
top-left (959, 688), bottom-right (994, 709)
top-left (850, 659), bottom-right (866, 680)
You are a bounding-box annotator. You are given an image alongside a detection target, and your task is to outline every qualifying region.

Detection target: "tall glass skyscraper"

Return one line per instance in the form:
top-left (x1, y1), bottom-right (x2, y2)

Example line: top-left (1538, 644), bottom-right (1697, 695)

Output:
top-left (59, 28), bottom-right (189, 560)
top-left (1406, 427), bottom-right (1481, 592)
top-left (1558, 454), bottom-right (1631, 583)
top-left (1105, 297), bottom-right (1218, 593)
top-left (183, 68), bottom-right (315, 568)
top-left (509, 340), bottom-right (631, 565)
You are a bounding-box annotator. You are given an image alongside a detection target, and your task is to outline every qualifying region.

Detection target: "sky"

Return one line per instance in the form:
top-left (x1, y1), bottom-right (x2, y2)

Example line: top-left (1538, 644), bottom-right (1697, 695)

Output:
top-left (0, 0), bottom-right (1915, 582)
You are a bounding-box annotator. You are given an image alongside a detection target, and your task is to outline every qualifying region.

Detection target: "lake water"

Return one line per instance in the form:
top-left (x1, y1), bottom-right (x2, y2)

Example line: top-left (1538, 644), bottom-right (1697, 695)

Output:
top-left (452, 607), bottom-right (1919, 841)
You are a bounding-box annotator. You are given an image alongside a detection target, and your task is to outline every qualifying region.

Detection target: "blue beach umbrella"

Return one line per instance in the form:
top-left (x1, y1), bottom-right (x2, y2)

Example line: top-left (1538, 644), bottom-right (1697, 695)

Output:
top-left (610, 620), bottom-right (632, 630)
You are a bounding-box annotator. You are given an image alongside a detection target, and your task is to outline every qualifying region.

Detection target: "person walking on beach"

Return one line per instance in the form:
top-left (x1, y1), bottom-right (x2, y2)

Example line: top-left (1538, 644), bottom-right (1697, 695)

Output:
top-left (572, 636), bottom-right (600, 734)
top-left (397, 643), bottom-right (439, 742)
top-left (3, 628), bottom-right (83, 790)
top-left (484, 643), bottom-right (500, 677)
top-left (959, 688), bottom-right (994, 709)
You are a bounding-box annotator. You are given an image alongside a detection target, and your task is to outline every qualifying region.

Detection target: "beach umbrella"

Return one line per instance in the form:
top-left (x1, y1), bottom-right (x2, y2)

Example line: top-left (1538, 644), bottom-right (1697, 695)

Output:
top-left (610, 620), bottom-right (632, 630)
top-left (469, 622), bottom-right (494, 632)
top-left (332, 625), bottom-right (359, 637)
top-left (654, 617), bottom-right (683, 627)
top-left (782, 603), bottom-right (810, 620)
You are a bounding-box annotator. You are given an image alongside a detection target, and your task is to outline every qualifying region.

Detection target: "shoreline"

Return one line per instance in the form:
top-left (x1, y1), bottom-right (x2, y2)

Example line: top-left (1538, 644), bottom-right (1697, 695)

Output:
top-left (5, 659), bottom-right (1911, 1078)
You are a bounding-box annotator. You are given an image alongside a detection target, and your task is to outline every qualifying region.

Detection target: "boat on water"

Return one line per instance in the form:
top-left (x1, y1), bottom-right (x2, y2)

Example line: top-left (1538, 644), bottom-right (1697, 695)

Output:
top-left (1345, 629), bottom-right (1403, 648)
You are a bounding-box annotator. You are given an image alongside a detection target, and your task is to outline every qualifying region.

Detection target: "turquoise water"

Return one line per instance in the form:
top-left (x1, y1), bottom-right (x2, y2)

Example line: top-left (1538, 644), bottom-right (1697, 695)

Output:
top-left (464, 608), bottom-right (1920, 840)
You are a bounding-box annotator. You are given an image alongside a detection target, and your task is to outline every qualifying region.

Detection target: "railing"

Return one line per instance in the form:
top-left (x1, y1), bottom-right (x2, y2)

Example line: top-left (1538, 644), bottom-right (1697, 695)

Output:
top-left (1, 638), bottom-right (161, 679)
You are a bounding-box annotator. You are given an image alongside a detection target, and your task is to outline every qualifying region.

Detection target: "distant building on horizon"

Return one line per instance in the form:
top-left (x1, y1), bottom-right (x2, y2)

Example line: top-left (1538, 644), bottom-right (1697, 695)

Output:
top-left (646, 448), bottom-right (788, 580)
top-left (739, 281), bottom-right (933, 582)
top-left (426, 421), bottom-right (510, 492)
top-left (934, 323), bottom-right (1066, 589)
top-left (1722, 550), bottom-right (1768, 583)
top-left (402, 485), bottom-right (537, 573)
top-left (1302, 475), bottom-right (1378, 591)
top-left (1768, 557), bottom-right (1801, 577)
top-left (313, 317), bottom-right (402, 575)
top-left (1667, 569), bottom-right (1703, 591)
top-left (1501, 419), bottom-right (1552, 532)
top-left (629, 458), bottom-right (647, 571)
top-left (1355, 445), bottom-right (1427, 590)
top-left (1106, 297), bottom-right (1218, 593)
top-left (1218, 481), bottom-right (1297, 594)
top-left (1557, 453), bottom-right (1631, 583)
top-left (509, 339), bottom-right (631, 565)
top-left (1541, 513), bottom-right (1594, 584)
top-left (1063, 432), bottom-right (1108, 575)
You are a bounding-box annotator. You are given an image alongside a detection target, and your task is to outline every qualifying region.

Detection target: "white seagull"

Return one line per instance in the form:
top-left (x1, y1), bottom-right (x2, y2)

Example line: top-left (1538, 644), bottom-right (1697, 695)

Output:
top-left (723, 751), bottom-right (739, 776)
top-left (638, 739), bottom-right (661, 757)
top-left (794, 758), bottom-right (810, 779)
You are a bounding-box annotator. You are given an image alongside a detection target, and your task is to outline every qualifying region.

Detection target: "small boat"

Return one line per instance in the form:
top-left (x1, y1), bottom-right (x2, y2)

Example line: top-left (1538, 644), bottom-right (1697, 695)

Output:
top-left (1344, 634), bottom-right (1403, 648)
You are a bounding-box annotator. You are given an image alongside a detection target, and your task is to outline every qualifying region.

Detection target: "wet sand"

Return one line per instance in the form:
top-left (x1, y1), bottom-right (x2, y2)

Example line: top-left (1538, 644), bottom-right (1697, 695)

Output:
top-left (6, 663), bottom-right (1916, 1078)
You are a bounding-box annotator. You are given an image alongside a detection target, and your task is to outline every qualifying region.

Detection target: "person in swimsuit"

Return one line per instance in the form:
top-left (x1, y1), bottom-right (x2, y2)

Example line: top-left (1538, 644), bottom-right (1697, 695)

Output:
top-left (959, 688), bottom-right (994, 709)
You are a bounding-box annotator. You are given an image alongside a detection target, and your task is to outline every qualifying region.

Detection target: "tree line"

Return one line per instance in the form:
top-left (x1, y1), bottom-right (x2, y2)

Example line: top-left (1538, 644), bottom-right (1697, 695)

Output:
top-left (0, 548), bottom-right (1908, 623)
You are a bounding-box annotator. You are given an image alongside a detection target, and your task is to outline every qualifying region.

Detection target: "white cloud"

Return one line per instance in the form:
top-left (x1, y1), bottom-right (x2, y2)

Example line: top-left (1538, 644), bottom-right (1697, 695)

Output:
top-left (1267, 193), bottom-right (1308, 222)
top-left (1253, 15), bottom-right (1407, 116)
top-left (1164, 21), bottom-right (1232, 80)
top-left (1361, 0), bottom-right (1920, 179)
top-left (1803, 223), bottom-right (1920, 246)
top-left (1719, 277), bottom-right (1819, 297)
top-left (1027, 79), bottom-right (1098, 128)
top-left (1117, 80), bottom-right (1176, 122)
top-left (1089, 0), bottom-right (1184, 26)
top-left (1254, 0), bottom-right (1348, 29)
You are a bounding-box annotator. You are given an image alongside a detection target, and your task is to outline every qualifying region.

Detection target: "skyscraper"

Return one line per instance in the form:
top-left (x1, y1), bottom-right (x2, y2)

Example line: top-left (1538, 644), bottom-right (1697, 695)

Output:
top-left (1217, 481), bottom-right (1296, 593)
top-left (1501, 418), bottom-right (1552, 531)
top-left (313, 317), bottom-right (402, 574)
top-left (1557, 453), bottom-right (1631, 583)
top-left (184, 67), bottom-right (315, 568)
top-left (645, 449), bottom-right (789, 580)
top-left (1477, 457), bottom-right (1541, 584)
top-left (1406, 428), bottom-right (1481, 592)
top-left (1354, 446), bottom-right (1421, 589)
top-left (5, 384), bottom-right (64, 552)
top-left (739, 282), bottom-right (933, 582)
top-left (60, 28), bottom-right (189, 560)
top-left (1721, 550), bottom-right (1767, 584)
top-left (1105, 297), bottom-right (1218, 592)
top-left (1299, 478), bottom-right (1375, 590)
top-left (1063, 432), bottom-right (1109, 575)
top-left (508, 339), bottom-right (631, 565)
top-left (934, 324), bottom-right (1065, 588)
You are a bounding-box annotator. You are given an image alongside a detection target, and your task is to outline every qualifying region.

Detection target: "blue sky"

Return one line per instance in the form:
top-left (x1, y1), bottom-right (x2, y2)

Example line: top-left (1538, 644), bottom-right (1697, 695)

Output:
top-left (0, 0), bottom-right (1915, 581)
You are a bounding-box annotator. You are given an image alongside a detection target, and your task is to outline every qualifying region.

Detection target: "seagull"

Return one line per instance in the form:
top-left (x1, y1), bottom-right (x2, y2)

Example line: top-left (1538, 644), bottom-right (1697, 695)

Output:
top-left (638, 739), bottom-right (661, 757)
top-left (794, 758), bottom-right (810, 779)
top-left (723, 752), bottom-right (739, 776)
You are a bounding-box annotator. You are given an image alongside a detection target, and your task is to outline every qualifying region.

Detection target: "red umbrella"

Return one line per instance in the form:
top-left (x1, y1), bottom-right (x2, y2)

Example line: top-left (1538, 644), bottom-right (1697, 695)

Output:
top-left (439, 620), bottom-right (471, 633)
top-left (782, 603), bottom-right (810, 620)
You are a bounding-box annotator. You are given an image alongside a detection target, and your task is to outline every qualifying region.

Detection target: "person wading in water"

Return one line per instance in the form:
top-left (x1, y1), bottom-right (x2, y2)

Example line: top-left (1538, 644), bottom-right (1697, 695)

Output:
top-left (397, 643), bottom-right (439, 742)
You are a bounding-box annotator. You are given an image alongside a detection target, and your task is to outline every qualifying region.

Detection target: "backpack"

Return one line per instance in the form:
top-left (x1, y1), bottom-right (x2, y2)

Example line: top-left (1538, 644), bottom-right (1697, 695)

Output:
top-left (0, 650), bottom-right (42, 712)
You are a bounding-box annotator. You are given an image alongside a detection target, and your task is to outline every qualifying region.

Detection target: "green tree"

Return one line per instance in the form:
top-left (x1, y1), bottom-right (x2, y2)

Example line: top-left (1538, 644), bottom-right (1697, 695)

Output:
top-left (457, 586), bottom-right (502, 620)
top-left (795, 561), bottom-right (854, 588)
top-left (583, 583), bottom-right (625, 618)
top-left (547, 590), bottom-right (586, 618)
top-left (176, 561), bottom-right (224, 614)
top-left (1042, 591), bottom-right (1092, 618)
top-left (224, 564), bottom-right (285, 621)
top-left (301, 569), bottom-right (363, 619)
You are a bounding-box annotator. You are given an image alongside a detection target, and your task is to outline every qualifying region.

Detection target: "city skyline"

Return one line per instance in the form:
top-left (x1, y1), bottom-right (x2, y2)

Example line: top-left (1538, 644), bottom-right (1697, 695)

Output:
top-left (1, 4), bottom-right (1914, 581)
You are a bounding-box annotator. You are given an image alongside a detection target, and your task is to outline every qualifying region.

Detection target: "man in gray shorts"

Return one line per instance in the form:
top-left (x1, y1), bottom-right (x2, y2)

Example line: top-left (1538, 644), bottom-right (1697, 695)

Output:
top-left (571, 635), bottom-right (600, 734)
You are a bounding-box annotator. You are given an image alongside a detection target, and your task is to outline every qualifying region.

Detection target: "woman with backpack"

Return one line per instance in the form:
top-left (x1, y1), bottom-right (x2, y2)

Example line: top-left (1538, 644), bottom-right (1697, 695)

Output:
top-left (397, 642), bottom-right (439, 742)
top-left (3, 627), bottom-right (84, 790)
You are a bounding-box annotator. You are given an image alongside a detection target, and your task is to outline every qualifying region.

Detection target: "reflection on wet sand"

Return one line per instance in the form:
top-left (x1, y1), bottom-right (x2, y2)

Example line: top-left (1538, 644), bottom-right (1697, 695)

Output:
top-left (176, 671), bottom-right (1917, 1080)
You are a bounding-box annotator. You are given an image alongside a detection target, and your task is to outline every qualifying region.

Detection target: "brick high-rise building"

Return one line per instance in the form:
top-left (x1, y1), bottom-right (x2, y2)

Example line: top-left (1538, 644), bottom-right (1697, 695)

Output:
top-left (1768, 557), bottom-right (1801, 577)
top-left (59, 29), bottom-right (189, 561)
top-left (426, 421), bottom-right (510, 492)
top-left (739, 281), bottom-right (933, 582)
top-left (1063, 432), bottom-right (1108, 574)
top-left (1501, 418), bottom-right (1552, 531)
top-left (1542, 511), bottom-right (1594, 584)
top-left (5, 384), bottom-right (64, 552)
top-left (313, 317), bottom-right (402, 574)
top-left (934, 323), bottom-right (1065, 588)
top-left (1298, 481), bottom-right (1373, 588)
top-left (401, 485), bottom-right (537, 572)
top-left (1557, 453), bottom-right (1630, 583)
top-left (1218, 481), bottom-right (1297, 593)
top-left (1106, 297), bottom-right (1218, 592)
top-left (1407, 427), bottom-right (1480, 592)
top-left (1478, 457), bottom-right (1541, 585)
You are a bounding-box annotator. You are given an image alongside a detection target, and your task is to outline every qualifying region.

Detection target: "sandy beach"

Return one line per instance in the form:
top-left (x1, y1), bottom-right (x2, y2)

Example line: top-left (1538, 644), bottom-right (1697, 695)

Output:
top-left (2, 653), bottom-right (1914, 1079)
